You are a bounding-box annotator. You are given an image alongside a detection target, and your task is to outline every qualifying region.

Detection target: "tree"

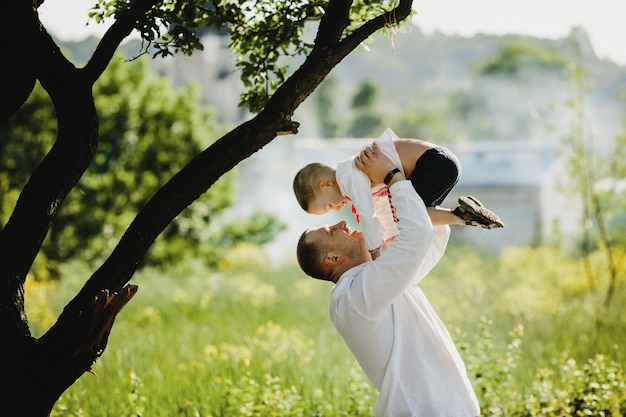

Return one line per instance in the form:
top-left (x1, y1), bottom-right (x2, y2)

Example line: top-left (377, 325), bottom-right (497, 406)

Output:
top-left (315, 76), bottom-right (341, 138)
top-left (351, 79), bottom-right (378, 109)
top-left (0, 0), bottom-right (414, 415)
top-left (393, 105), bottom-right (452, 141)
top-left (1, 57), bottom-right (283, 275)
top-left (348, 79), bottom-right (384, 137)
top-left (559, 34), bottom-right (626, 328)
top-left (473, 39), bottom-right (568, 77)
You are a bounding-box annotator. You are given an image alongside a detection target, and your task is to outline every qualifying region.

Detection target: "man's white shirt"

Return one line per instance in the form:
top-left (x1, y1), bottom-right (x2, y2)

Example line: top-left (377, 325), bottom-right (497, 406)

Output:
top-left (329, 181), bottom-right (480, 417)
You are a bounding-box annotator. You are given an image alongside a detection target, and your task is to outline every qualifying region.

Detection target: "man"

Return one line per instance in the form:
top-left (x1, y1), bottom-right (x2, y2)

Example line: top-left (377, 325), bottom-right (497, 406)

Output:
top-left (296, 143), bottom-right (480, 417)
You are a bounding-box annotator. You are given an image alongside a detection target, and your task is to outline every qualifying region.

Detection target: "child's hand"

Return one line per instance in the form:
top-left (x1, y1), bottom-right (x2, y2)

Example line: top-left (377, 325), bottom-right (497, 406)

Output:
top-left (355, 142), bottom-right (401, 186)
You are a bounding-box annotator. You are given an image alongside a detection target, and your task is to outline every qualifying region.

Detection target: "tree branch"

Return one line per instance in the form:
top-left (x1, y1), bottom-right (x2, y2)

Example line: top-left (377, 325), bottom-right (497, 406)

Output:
top-left (83, 0), bottom-right (160, 84)
top-left (313, 0), bottom-right (353, 47)
top-left (1, 0), bottom-right (41, 121)
top-left (337, 0), bottom-right (413, 56)
top-left (265, 0), bottom-right (414, 115)
top-left (0, 29), bottom-right (96, 285)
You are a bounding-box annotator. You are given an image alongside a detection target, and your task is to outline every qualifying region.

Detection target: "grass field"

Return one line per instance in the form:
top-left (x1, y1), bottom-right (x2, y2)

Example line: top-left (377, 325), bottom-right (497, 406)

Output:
top-left (26, 242), bottom-right (625, 416)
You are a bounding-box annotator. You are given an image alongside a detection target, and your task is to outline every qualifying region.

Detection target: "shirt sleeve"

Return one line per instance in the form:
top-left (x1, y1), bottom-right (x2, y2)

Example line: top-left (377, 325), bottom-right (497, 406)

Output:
top-left (349, 181), bottom-right (436, 316)
top-left (415, 225), bottom-right (450, 282)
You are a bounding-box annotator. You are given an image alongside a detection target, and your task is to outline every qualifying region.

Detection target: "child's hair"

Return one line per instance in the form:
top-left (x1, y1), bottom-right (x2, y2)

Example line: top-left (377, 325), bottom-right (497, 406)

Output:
top-left (293, 163), bottom-right (334, 211)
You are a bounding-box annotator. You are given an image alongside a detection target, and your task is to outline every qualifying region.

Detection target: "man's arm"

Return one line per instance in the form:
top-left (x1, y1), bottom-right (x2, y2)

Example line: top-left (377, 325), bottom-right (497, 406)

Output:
top-left (357, 144), bottom-right (450, 278)
top-left (351, 143), bottom-right (401, 257)
top-left (352, 143), bottom-right (435, 315)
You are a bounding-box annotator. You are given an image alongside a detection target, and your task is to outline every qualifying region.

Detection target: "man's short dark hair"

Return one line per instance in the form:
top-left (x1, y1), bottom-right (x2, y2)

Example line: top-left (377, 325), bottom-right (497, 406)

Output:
top-left (296, 230), bottom-right (333, 281)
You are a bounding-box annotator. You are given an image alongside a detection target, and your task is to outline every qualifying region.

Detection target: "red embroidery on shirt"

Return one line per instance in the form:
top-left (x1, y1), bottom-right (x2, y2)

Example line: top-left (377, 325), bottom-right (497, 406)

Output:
top-left (372, 187), bottom-right (389, 198)
top-left (388, 190), bottom-right (398, 223)
top-left (351, 204), bottom-right (360, 224)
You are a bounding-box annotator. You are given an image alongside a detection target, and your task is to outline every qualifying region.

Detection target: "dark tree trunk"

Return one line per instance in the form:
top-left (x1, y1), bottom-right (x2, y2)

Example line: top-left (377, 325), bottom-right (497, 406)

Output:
top-left (4, 286), bottom-right (137, 416)
top-left (0, 0), bottom-right (41, 121)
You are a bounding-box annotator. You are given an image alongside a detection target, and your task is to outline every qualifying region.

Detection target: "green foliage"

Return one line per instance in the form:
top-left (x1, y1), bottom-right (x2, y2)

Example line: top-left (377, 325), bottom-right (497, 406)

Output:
top-left (496, 246), bottom-right (589, 319)
top-left (445, 89), bottom-right (495, 141)
top-left (519, 354), bottom-right (626, 416)
top-left (474, 40), bottom-right (569, 76)
top-left (347, 79), bottom-right (384, 137)
top-left (25, 240), bottom-right (626, 416)
top-left (463, 318), bottom-right (524, 416)
top-left (218, 372), bottom-right (305, 416)
top-left (463, 317), bottom-right (626, 417)
top-left (607, 117), bottom-right (626, 244)
top-left (423, 242), bottom-right (625, 385)
top-left (90, 0), bottom-right (405, 113)
top-left (217, 211), bottom-right (286, 248)
top-left (315, 77), bottom-right (340, 138)
top-left (0, 81), bottom-right (56, 225)
top-left (350, 80), bottom-right (377, 109)
top-left (56, 57), bottom-right (221, 264)
top-left (2, 56), bottom-right (284, 276)
top-left (227, 0), bottom-right (318, 113)
top-left (228, 0), bottom-right (403, 113)
top-left (348, 113), bottom-right (384, 138)
top-left (556, 36), bottom-right (626, 316)
top-left (39, 254), bottom-right (378, 416)
top-left (393, 105), bottom-right (453, 141)
top-left (90, 0), bottom-right (208, 57)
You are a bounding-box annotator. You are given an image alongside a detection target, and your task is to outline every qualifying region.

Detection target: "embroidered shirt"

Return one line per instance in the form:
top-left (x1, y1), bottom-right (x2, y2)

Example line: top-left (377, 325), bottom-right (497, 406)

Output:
top-left (335, 127), bottom-right (403, 252)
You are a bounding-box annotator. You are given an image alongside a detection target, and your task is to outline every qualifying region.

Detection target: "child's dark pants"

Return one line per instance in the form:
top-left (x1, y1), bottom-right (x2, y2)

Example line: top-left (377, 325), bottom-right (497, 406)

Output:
top-left (409, 146), bottom-right (461, 207)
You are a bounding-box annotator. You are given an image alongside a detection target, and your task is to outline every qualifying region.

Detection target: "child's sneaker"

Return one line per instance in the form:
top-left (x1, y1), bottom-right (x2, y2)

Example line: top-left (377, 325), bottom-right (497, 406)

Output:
top-left (452, 196), bottom-right (504, 229)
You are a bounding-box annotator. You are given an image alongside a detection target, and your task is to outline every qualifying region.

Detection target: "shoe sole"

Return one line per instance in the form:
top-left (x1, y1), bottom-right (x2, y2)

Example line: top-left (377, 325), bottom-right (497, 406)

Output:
top-left (458, 196), bottom-right (504, 229)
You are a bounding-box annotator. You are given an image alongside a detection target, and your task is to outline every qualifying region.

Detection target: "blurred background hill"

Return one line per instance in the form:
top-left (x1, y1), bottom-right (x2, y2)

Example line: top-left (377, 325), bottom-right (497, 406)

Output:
top-left (58, 26), bottom-right (625, 139)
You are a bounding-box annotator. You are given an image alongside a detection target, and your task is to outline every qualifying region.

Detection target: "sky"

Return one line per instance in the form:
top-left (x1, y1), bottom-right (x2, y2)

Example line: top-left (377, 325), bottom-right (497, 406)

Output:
top-left (38, 0), bottom-right (626, 66)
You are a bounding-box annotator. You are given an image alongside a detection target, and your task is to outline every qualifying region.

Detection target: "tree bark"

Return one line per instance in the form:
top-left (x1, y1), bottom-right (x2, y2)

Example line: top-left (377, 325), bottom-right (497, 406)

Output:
top-left (0, 0), bottom-right (41, 121)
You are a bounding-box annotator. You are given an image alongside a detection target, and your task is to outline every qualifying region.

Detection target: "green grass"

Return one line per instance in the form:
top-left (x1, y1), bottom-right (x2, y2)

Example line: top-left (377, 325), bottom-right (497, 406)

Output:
top-left (26, 243), bottom-right (626, 416)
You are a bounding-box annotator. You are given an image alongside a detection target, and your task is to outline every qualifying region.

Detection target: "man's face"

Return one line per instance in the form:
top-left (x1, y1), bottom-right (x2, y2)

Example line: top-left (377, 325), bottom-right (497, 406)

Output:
top-left (306, 220), bottom-right (367, 258)
top-left (307, 186), bottom-right (351, 215)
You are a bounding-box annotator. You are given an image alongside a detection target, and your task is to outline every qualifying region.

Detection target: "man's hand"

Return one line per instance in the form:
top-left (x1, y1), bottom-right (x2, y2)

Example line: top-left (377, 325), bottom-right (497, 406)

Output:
top-left (355, 142), bottom-right (405, 186)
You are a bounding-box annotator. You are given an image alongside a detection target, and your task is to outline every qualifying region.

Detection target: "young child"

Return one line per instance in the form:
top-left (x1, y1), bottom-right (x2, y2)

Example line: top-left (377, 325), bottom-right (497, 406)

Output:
top-left (293, 127), bottom-right (503, 258)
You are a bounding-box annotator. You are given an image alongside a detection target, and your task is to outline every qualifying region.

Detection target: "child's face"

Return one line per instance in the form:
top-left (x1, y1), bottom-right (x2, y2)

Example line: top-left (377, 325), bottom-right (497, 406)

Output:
top-left (307, 185), bottom-right (350, 215)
